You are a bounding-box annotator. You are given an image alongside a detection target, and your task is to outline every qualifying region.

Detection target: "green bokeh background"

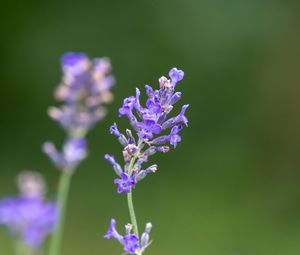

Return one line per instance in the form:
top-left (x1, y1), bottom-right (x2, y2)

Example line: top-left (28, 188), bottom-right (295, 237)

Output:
top-left (1, 0), bottom-right (300, 254)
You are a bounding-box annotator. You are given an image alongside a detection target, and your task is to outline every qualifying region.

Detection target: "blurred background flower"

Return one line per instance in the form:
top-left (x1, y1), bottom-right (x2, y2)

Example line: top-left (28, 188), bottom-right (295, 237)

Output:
top-left (0, 0), bottom-right (300, 255)
top-left (0, 171), bottom-right (57, 252)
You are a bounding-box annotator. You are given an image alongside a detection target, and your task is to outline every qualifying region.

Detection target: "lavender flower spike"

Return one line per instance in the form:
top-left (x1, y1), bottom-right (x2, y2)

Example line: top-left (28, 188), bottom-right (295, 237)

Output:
top-left (44, 53), bottom-right (115, 255)
top-left (104, 67), bottom-right (189, 254)
top-left (44, 52), bottom-right (115, 173)
top-left (0, 171), bottom-right (57, 248)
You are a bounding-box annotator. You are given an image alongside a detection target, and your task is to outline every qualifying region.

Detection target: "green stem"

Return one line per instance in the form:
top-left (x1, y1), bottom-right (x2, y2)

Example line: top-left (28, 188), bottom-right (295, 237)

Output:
top-left (14, 240), bottom-right (27, 255)
top-left (14, 240), bottom-right (38, 255)
top-left (127, 156), bottom-right (139, 237)
top-left (127, 191), bottom-right (139, 237)
top-left (49, 170), bottom-right (72, 255)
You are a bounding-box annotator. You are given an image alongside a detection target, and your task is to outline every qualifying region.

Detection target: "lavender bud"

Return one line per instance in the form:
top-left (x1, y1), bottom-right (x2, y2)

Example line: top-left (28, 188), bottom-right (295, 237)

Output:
top-left (110, 123), bottom-right (128, 146)
top-left (123, 150), bottom-right (132, 163)
top-left (125, 144), bottom-right (138, 155)
top-left (170, 92), bottom-right (182, 105)
top-left (151, 135), bottom-right (169, 145)
top-left (164, 104), bottom-right (173, 114)
top-left (126, 129), bottom-right (136, 144)
top-left (145, 85), bottom-right (154, 98)
top-left (159, 76), bottom-right (171, 89)
top-left (141, 223), bottom-right (152, 248)
top-left (156, 146), bottom-right (170, 153)
top-left (125, 223), bottom-right (133, 235)
top-left (169, 67), bottom-right (184, 86)
top-left (157, 112), bottom-right (167, 124)
top-left (161, 118), bottom-right (176, 129)
top-left (147, 165), bottom-right (157, 173)
top-left (104, 154), bottom-right (123, 176)
top-left (42, 142), bottom-right (62, 168)
top-left (143, 146), bottom-right (157, 157)
top-left (63, 138), bottom-right (87, 170)
top-left (48, 107), bottom-right (61, 121)
top-left (135, 165), bottom-right (157, 182)
top-left (17, 171), bottom-right (46, 199)
top-left (93, 57), bottom-right (111, 76)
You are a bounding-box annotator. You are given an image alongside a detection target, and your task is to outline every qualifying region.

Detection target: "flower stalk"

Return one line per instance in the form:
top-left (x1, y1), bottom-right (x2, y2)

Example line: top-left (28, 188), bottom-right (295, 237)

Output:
top-left (127, 156), bottom-right (139, 237)
top-left (43, 52), bottom-right (115, 255)
top-left (48, 170), bottom-right (72, 255)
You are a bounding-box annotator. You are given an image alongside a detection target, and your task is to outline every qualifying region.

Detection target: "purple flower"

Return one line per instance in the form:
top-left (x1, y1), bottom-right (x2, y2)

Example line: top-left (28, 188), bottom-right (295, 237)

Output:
top-left (104, 219), bottom-right (141, 254)
top-left (169, 125), bottom-right (183, 148)
top-left (48, 52), bottom-right (115, 134)
top-left (122, 234), bottom-right (140, 254)
top-left (118, 67), bottom-right (187, 141)
top-left (104, 68), bottom-right (187, 254)
top-left (42, 137), bottom-right (87, 171)
top-left (110, 123), bottom-right (121, 137)
top-left (0, 197), bottom-right (57, 247)
top-left (136, 117), bottom-right (162, 139)
top-left (174, 104), bottom-right (189, 126)
top-left (63, 137), bottom-right (87, 167)
top-left (105, 67), bottom-right (189, 191)
top-left (104, 218), bottom-right (123, 241)
top-left (114, 173), bottom-right (136, 193)
top-left (119, 96), bottom-right (136, 118)
top-left (169, 67), bottom-right (184, 85)
top-left (104, 219), bottom-right (153, 254)
top-left (44, 52), bottom-right (115, 174)
top-left (0, 172), bottom-right (57, 247)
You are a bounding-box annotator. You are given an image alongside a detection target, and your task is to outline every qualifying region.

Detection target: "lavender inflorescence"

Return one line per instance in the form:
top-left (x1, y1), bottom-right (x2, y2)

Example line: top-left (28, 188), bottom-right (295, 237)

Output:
top-left (0, 171), bottom-right (57, 249)
top-left (104, 67), bottom-right (189, 254)
top-left (43, 52), bottom-right (115, 171)
top-left (42, 52), bottom-right (115, 255)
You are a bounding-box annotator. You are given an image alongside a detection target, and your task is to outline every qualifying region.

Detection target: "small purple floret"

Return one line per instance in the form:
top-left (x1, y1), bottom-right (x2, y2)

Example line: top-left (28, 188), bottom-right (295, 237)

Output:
top-left (122, 234), bottom-right (140, 254)
top-left (169, 67), bottom-right (184, 85)
top-left (169, 125), bottom-right (182, 148)
top-left (114, 173), bottom-right (136, 193)
top-left (104, 218), bottom-right (123, 242)
top-left (104, 219), bottom-right (140, 254)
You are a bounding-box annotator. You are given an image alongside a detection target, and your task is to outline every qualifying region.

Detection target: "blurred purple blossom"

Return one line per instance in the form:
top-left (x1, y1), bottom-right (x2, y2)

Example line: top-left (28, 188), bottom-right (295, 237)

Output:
top-left (0, 171), bottom-right (57, 247)
top-left (50, 52), bottom-right (115, 134)
top-left (43, 52), bottom-right (115, 172)
top-left (43, 137), bottom-right (87, 171)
